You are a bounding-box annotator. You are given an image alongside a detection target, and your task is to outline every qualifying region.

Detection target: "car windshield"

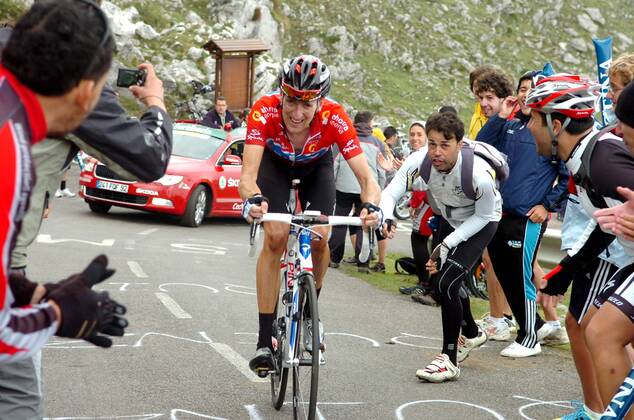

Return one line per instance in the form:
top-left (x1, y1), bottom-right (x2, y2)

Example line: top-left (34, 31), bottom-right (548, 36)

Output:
top-left (171, 130), bottom-right (225, 160)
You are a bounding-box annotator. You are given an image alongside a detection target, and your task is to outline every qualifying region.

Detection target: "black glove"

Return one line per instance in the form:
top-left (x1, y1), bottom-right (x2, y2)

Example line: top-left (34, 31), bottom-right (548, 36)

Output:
top-left (361, 202), bottom-right (385, 226)
top-left (46, 255), bottom-right (128, 348)
top-left (540, 255), bottom-right (576, 296)
top-left (242, 194), bottom-right (269, 221)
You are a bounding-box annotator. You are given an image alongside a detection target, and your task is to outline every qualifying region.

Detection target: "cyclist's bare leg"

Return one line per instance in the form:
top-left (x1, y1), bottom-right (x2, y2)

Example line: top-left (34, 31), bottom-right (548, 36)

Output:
top-left (311, 225), bottom-right (331, 291)
top-left (256, 221), bottom-right (290, 313)
top-left (566, 311), bottom-right (604, 413)
top-left (586, 303), bottom-right (634, 415)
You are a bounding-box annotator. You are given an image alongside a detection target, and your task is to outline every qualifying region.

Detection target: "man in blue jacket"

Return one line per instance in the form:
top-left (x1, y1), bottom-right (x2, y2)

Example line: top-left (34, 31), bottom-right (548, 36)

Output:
top-left (477, 71), bottom-right (569, 357)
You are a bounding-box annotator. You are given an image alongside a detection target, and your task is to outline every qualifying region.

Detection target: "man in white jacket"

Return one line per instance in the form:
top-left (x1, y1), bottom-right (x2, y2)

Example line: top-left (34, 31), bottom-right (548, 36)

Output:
top-left (380, 112), bottom-right (501, 382)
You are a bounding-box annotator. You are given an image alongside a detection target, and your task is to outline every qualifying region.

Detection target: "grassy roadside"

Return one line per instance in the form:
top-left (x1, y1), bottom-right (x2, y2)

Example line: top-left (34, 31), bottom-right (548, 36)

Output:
top-left (337, 252), bottom-right (572, 352)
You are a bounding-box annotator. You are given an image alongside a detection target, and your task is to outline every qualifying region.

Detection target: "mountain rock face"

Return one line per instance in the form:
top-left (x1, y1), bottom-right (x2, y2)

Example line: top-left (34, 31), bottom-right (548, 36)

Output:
top-left (2, 0), bottom-right (634, 128)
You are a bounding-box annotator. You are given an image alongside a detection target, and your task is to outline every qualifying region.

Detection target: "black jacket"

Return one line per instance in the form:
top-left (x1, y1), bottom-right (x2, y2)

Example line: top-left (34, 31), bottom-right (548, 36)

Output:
top-left (201, 108), bottom-right (240, 130)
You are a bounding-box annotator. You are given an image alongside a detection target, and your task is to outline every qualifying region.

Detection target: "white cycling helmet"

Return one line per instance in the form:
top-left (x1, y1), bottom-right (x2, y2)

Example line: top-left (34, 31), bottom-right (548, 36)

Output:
top-left (526, 74), bottom-right (598, 162)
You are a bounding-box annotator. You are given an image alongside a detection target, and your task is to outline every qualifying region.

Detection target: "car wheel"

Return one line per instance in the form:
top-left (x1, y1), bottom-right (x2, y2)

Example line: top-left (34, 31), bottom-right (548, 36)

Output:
top-left (88, 201), bottom-right (111, 214)
top-left (181, 185), bottom-right (209, 227)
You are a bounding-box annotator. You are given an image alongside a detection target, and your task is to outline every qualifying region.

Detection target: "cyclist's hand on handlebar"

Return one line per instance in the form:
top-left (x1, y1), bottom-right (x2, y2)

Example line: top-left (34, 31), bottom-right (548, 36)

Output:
top-left (242, 194), bottom-right (269, 223)
top-left (382, 219), bottom-right (397, 239)
top-left (360, 203), bottom-right (384, 229)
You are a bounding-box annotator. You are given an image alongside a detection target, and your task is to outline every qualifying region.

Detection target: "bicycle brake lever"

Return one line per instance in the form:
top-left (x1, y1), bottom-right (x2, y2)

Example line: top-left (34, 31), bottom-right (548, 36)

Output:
top-left (248, 222), bottom-right (260, 257)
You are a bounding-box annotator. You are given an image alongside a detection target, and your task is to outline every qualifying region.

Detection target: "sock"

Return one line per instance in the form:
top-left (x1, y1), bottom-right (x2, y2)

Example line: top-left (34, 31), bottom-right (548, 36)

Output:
top-left (490, 316), bottom-right (505, 325)
top-left (316, 288), bottom-right (321, 299)
top-left (257, 313), bottom-right (275, 350)
top-left (60, 180), bottom-right (67, 190)
top-left (548, 320), bottom-right (561, 328)
top-left (584, 404), bottom-right (602, 420)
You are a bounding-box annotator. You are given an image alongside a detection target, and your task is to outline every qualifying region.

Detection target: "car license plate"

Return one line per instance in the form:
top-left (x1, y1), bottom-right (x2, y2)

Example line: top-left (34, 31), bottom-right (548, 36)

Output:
top-left (96, 180), bottom-right (129, 193)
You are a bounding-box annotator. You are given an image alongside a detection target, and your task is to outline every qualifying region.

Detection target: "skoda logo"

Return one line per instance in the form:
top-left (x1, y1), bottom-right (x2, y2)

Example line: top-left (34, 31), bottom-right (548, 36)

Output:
top-left (219, 176), bottom-right (227, 190)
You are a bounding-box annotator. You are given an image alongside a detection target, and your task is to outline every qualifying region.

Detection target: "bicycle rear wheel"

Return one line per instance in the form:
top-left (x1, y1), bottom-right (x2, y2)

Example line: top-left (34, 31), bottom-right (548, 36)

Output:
top-left (271, 286), bottom-right (290, 409)
top-left (292, 273), bottom-right (319, 420)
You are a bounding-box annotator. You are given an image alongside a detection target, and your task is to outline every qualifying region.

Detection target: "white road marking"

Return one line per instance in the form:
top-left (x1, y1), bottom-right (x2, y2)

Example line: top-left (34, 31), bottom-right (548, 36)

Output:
top-left (155, 292), bottom-right (192, 319)
top-left (395, 400), bottom-right (504, 420)
top-left (37, 234), bottom-right (114, 247)
top-left (224, 283), bottom-right (256, 295)
top-left (110, 282), bottom-right (150, 291)
top-left (244, 404), bottom-right (263, 420)
top-left (202, 333), bottom-right (267, 384)
top-left (169, 409), bottom-right (227, 419)
top-left (45, 414), bottom-right (162, 419)
top-left (124, 239), bottom-right (136, 250)
top-left (389, 332), bottom-right (442, 349)
top-left (138, 228), bottom-right (159, 236)
top-left (513, 396), bottom-right (573, 420)
top-left (317, 407), bottom-right (326, 420)
top-left (128, 261), bottom-right (148, 278)
top-left (324, 332), bottom-right (381, 347)
top-left (171, 243), bottom-right (227, 255)
top-left (158, 283), bottom-right (219, 294)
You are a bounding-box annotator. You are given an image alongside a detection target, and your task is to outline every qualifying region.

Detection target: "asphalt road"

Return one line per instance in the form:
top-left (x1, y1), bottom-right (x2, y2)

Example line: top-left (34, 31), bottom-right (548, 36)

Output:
top-left (28, 178), bottom-right (580, 420)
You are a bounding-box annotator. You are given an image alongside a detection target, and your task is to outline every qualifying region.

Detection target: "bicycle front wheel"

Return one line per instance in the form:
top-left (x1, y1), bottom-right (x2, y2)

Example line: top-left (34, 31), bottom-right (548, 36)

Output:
top-left (292, 273), bottom-right (320, 420)
top-left (271, 281), bottom-right (289, 409)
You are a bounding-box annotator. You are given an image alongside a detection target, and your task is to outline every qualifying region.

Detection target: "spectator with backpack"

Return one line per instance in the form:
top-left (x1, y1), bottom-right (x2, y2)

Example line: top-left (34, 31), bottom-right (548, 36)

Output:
top-left (381, 112), bottom-right (502, 382)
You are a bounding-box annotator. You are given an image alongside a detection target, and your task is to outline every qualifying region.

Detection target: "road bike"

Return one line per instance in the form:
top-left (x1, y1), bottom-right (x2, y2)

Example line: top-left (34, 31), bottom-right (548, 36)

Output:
top-left (249, 205), bottom-right (373, 420)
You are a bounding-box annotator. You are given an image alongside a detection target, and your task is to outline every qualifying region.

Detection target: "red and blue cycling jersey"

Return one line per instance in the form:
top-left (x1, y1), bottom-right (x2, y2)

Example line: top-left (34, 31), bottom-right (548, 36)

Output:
top-left (246, 92), bottom-right (363, 164)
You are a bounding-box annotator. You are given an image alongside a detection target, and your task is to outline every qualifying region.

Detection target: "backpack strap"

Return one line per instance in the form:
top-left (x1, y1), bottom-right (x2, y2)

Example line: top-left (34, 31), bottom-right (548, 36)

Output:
top-left (460, 146), bottom-right (476, 200)
top-left (573, 125), bottom-right (617, 209)
top-left (420, 154), bottom-right (432, 184)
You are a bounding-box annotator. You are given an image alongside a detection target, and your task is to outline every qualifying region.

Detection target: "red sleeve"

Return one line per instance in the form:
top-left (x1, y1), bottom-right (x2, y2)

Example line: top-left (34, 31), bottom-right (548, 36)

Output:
top-left (246, 95), bottom-right (281, 147)
top-left (324, 104), bottom-right (363, 160)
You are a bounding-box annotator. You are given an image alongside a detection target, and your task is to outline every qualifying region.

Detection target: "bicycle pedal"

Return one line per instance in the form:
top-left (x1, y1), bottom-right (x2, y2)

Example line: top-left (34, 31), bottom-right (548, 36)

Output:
top-left (256, 369), bottom-right (269, 378)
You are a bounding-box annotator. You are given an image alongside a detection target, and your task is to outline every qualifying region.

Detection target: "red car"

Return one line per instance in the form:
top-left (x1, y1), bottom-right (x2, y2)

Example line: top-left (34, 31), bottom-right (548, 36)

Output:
top-left (79, 123), bottom-right (245, 227)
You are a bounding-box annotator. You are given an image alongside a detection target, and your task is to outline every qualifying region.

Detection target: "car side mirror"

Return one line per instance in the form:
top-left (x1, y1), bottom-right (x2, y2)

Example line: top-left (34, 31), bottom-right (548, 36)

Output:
top-left (223, 154), bottom-right (242, 166)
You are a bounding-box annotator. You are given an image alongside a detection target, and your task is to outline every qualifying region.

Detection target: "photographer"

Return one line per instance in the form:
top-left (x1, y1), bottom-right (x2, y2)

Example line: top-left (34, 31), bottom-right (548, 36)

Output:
top-left (1, 1), bottom-right (172, 417)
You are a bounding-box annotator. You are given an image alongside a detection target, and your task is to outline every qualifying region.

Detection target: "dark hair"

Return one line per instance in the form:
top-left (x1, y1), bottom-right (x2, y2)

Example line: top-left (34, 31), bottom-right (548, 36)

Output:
top-left (216, 95), bottom-right (227, 103)
top-left (517, 70), bottom-right (538, 93)
top-left (383, 126), bottom-right (397, 139)
top-left (474, 70), bottom-right (514, 99)
top-left (425, 112), bottom-right (465, 141)
top-left (438, 105), bottom-right (458, 115)
top-left (354, 111), bottom-right (373, 124)
top-left (2, 0), bottom-right (114, 96)
top-left (469, 65), bottom-right (496, 90)
top-left (538, 113), bottom-right (594, 135)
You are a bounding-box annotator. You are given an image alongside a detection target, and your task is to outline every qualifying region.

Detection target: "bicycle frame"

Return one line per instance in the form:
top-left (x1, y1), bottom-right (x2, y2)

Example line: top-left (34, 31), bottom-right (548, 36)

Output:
top-left (281, 223), bottom-right (316, 367)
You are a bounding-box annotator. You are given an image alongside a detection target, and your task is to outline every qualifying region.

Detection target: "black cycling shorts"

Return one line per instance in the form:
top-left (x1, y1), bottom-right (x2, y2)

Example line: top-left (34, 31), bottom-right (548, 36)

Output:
top-left (593, 263), bottom-right (634, 313)
top-left (569, 257), bottom-right (620, 323)
top-left (257, 147), bottom-right (336, 215)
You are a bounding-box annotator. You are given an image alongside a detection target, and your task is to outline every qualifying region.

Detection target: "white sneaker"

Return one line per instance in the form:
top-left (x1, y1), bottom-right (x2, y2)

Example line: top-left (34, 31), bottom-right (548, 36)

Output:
top-left (303, 319), bottom-right (325, 353)
top-left (536, 323), bottom-right (555, 342)
top-left (484, 318), bottom-right (511, 341)
top-left (416, 354), bottom-right (460, 383)
top-left (541, 326), bottom-right (570, 346)
top-left (457, 327), bottom-right (488, 363)
top-left (500, 342), bottom-right (541, 358)
top-left (56, 188), bottom-right (75, 198)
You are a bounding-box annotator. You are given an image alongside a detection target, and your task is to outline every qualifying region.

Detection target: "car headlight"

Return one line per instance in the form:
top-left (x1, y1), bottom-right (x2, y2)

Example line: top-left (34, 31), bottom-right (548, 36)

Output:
top-left (156, 175), bottom-right (184, 186)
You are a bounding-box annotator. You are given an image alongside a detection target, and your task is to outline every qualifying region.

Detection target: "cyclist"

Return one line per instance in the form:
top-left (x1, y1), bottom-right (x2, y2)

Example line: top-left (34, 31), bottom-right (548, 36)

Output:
top-left (239, 55), bottom-right (382, 374)
top-left (526, 75), bottom-right (634, 415)
top-left (381, 112), bottom-right (500, 382)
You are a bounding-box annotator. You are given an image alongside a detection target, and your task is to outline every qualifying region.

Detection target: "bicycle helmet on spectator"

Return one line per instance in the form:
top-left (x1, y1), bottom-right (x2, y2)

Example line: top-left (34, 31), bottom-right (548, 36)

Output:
top-left (526, 74), bottom-right (598, 162)
top-left (279, 55), bottom-right (331, 102)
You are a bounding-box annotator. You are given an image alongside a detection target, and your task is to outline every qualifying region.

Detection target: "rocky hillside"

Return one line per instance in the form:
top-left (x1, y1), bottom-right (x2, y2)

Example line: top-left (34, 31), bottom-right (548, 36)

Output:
top-left (2, 0), bottom-right (634, 128)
